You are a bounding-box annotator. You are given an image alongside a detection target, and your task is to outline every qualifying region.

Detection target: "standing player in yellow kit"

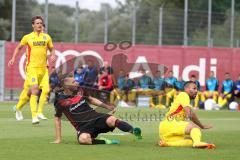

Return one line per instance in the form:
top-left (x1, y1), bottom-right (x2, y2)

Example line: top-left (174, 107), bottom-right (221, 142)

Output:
top-left (159, 81), bottom-right (215, 149)
top-left (10, 24), bottom-right (48, 121)
top-left (8, 16), bottom-right (56, 124)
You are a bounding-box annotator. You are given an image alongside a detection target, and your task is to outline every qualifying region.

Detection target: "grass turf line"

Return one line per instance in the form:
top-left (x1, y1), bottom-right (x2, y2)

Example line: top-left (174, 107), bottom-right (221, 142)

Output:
top-left (0, 103), bottom-right (240, 160)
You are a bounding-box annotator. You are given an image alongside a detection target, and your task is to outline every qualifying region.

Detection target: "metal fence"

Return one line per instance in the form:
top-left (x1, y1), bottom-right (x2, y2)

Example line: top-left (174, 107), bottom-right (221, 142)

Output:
top-left (8, 0), bottom-right (239, 47)
top-left (0, 41), bottom-right (5, 101)
top-left (1, 0), bottom-right (240, 101)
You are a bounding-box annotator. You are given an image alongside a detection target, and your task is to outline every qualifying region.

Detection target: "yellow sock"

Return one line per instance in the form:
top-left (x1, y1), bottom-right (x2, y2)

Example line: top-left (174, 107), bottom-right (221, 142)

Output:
top-left (218, 97), bottom-right (223, 106)
top-left (158, 95), bottom-right (163, 105)
top-left (30, 95), bottom-right (38, 118)
top-left (166, 139), bottom-right (193, 147)
top-left (16, 89), bottom-right (29, 110)
top-left (213, 95), bottom-right (217, 103)
top-left (190, 128), bottom-right (201, 144)
top-left (150, 96), bottom-right (154, 104)
top-left (166, 96), bottom-right (170, 106)
top-left (37, 92), bottom-right (48, 114)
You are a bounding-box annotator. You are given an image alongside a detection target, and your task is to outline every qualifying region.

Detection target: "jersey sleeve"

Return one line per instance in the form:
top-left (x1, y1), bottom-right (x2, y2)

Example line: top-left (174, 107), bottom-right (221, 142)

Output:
top-left (20, 35), bottom-right (28, 46)
top-left (54, 95), bottom-right (68, 118)
top-left (47, 35), bottom-right (54, 49)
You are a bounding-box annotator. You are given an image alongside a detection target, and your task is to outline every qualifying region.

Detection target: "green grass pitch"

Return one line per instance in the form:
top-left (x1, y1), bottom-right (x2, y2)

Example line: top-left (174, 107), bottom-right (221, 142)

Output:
top-left (0, 102), bottom-right (240, 160)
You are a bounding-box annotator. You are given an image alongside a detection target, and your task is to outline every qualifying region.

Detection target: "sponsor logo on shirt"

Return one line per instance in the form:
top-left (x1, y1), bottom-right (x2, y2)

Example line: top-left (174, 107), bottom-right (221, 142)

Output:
top-left (69, 99), bottom-right (86, 112)
top-left (33, 41), bottom-right (46, 46)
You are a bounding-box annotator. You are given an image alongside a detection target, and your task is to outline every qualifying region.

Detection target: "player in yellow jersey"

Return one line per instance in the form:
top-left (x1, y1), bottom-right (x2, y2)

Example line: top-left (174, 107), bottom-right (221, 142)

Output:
top-left (159, 81), bottom-right (215, 149)
top-left (11, 24), bottom-right (47, 121)
top-left (8, 16), bottom-right (56, 124)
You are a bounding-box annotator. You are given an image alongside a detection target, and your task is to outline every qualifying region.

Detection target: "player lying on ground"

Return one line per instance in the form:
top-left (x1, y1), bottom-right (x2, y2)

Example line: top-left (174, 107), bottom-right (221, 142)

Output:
top-left (159, 81), bottom-right (215, 149)
top-left (52, 77), bottom-right (142, 145)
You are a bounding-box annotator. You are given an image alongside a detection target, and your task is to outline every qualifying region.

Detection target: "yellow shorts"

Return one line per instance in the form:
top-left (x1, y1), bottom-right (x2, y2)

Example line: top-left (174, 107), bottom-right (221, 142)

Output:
top-left (165, 88), bottom-right (176, 97)
top-left (204, 91), bottom-right (218, 97)
top-left (26, 67), bottom-right (50, 92)
top-left (159, 119), bottom-right (189, 142)
top-left (136, 89), bottom-right (153, 96)
top-left (23, 79), bottom-right (29, 90)
top-left (127, 90), bottom-right (136, 102)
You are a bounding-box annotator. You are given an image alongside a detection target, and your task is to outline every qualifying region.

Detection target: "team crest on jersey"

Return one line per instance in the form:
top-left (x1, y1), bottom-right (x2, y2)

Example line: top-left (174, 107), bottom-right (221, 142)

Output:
top-left (32, 78), bottom-right (36, 82)
top-left (43, 36), bottom-right (47, 40)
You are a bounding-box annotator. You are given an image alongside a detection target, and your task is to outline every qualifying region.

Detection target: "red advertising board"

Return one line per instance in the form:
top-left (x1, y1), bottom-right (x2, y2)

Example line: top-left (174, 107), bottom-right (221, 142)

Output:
top-left (5, 42), bottom-right (240, 89)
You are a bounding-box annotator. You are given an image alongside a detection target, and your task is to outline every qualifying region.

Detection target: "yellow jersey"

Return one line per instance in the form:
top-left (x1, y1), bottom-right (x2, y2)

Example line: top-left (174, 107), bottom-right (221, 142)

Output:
top-left (20, 31), bottom-right (53, 68)
top-left (165, 92), bottom-right (192, 121)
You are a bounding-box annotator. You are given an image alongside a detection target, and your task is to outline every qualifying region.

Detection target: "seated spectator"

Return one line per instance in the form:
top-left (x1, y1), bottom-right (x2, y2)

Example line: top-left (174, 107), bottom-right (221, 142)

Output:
top-left (74, 66), bottom-right (86, 86)
top-left (99, 61), bottom-right (115, 85)
top-left (137, 69), bottom-right (152, 90)
top-left (164, 71), bottom-right (177, 107)
top-left (151, 70), bottom-right (165, 108)
top-left (98, 69), bottom-right (114, 92)
top-left (123, 73), bottom-right (136, 105)
top-left (84, 60), bottom-right (98, 87)
top-left (99, 61), bottom-right (114, 75)
top-left (174, 76), bottom-right (185, 93)
top-left (218, 72), bottom-right (235, 108)
top-left (234, 74), bottom-right (240, 98)
top-left (110, 69), bottom-right (125, 104)
top-left (203, 71), bottom-right (219, 102)
top-left (136, 69), bottom-right (153, 107)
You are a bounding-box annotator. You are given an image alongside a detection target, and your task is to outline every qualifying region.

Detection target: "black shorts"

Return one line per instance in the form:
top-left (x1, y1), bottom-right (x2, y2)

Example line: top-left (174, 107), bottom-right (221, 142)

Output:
top-left (77, 114), bottom-right (115, 141)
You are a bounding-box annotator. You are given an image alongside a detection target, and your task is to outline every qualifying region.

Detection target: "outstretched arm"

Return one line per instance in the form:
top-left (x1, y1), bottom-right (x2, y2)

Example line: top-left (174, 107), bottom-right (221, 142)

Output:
top-left (185, 107), bottom-right (212, 129)
top-left (51, 117), bottom-right (62, 144)
top-left (88, 96), bottom-right (115, 111)
top-left (51, 103), bottom-right (63, 144)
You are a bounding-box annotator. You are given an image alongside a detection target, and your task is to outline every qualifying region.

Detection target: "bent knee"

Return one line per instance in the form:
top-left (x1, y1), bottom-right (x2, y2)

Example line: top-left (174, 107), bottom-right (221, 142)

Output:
top-left (30, 85), bottom-right (39, 95)
top-left (106, 116), bottom-right (117, 127)
top-left (78, 133), bottom-right (92, 144)
top-left (185, 123), bottom-right (200, 134)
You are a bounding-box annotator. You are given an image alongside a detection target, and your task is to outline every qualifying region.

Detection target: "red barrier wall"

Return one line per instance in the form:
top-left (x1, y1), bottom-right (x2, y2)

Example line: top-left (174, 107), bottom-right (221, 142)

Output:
top-left (5, 42), bottom-right (240, 89)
